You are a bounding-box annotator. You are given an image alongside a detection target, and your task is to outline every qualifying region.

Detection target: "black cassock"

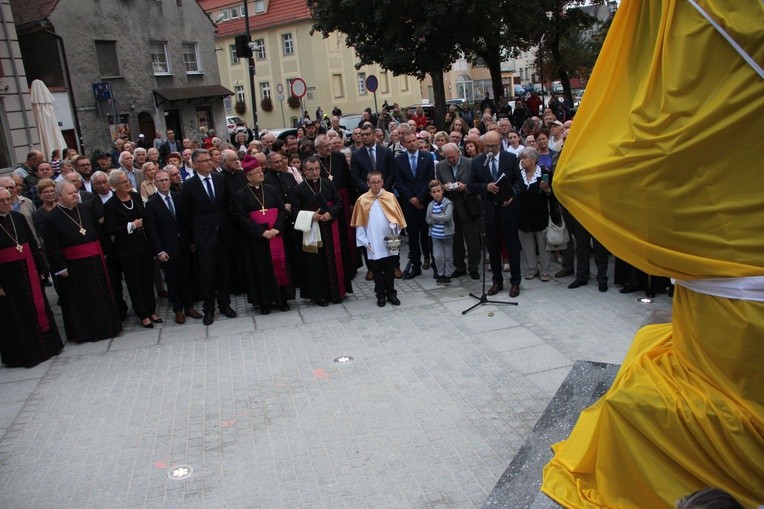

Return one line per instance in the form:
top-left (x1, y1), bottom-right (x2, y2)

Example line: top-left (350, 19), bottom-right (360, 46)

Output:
top-left (0, 212), bottom-right (62, 367)
top-left (318, 152), bottom-right (361, 270)
top-left (233, 184), bottom-right (294, 308)
top-left (43, 204), bottom-right (122, 342)
top-left (220, 169), bottom-right (247, 295)
top-left (292, 178), bottom-right (353, 303)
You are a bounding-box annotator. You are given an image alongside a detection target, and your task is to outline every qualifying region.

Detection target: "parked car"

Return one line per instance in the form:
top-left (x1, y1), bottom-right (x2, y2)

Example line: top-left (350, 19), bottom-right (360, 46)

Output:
top-left (226, 116), bottom-right (247, 135)
top-left (404, 103), bottom-right (463, 126)
top-left (265, 127), bottom-right (298, 141)
top-left (339, 114), bottom-right (364, 131)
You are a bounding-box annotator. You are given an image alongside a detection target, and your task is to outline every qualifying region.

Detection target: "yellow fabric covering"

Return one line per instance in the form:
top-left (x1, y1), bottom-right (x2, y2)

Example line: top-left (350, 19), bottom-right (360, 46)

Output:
top-left (540, 0), bottom-right (764, 507)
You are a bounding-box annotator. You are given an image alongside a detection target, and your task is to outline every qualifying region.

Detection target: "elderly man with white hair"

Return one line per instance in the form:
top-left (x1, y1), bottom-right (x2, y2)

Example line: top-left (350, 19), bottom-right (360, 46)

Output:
top-left (118, 151), bottom-right (143, 189)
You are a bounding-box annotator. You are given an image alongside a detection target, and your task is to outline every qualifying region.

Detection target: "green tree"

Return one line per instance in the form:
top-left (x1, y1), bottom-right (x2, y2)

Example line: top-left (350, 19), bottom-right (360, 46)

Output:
top-left (309, 0), bottom-right (472, 130)
top-left (535, 2), bottom-right (613, 105)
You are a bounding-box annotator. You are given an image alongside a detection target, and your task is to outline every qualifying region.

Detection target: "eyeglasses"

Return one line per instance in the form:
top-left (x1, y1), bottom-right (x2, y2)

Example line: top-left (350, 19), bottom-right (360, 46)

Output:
top-left (155, 178), bottom-right (170, 183)
top-left (116, 180), bottom-right (130, 185)
top-left (196, 158), bottom-right (212, 163)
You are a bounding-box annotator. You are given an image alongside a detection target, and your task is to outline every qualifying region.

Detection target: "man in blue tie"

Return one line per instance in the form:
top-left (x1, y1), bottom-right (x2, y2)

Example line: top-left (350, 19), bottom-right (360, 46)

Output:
top-left (178, 149), bottom-right (237, 325)
top-left (144, 169), bottom-right (202, 324)
top-left (395, 129), bottom-right (434, 279)
top-left (468, 131), bottom-right (524, 297)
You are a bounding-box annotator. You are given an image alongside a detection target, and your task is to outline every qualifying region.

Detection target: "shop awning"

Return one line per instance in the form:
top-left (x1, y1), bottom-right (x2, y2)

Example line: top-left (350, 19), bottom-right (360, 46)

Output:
top-left (153, 85), bottom-right (233, 106)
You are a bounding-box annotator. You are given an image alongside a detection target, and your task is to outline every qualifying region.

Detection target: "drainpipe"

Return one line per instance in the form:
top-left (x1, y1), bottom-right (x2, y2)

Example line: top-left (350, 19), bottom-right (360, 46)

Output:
top-left (0, 5), bottom-right (34, 152)
top-left (42, 25), bottom-right (83, 154)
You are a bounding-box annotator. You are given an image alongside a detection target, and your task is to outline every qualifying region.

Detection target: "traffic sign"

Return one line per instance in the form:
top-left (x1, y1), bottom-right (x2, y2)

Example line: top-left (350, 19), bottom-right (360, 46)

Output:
top-left (290, 78), bottom-right (307, 98)
top-left (276, 83), bottom-right (284, 94)
top-left (276, 92), bottom-right (285, 102)
top-left (366, 75), bottom-right (378, 93)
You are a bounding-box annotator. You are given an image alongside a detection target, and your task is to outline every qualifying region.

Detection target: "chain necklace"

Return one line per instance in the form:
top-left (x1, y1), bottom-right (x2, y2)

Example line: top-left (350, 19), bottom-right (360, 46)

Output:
top-left (0, 215), bottom-right (23, 252)
top-left (318, 155), bottom-right (334, 181)
top-left (56, 204), bottom-right (87, 235)
top-left (248, 185), bottom-right (267, 215)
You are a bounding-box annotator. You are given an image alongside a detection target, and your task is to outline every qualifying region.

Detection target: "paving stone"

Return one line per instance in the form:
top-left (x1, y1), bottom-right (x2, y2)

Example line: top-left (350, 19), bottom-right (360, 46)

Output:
top-left (0, 249), bottom-right (671, 508)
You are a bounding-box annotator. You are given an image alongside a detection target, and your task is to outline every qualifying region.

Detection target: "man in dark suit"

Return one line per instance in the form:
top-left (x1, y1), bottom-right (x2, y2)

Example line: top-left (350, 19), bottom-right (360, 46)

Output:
top-left (179, 149), bottom-right (237, 325)
top-left (467, 131), bottom-right (524, 297)
top-left (395, 130), bottom-right (435, 279)
top-left (350, 122), bottom-right (401, 280)
top-left (436, 143), bottom-right (481, 280)
top-left (144, 168), bottom-right (202, 324)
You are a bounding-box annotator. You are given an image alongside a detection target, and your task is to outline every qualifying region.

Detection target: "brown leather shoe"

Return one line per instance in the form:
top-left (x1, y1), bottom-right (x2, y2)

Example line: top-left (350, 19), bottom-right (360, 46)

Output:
top-left (509, 285), bottom-right (520, 298)
top-left (175, 311), bottom-right (186, 324)
top-left (487, 283), bottom-right (503, 296)
top-left (184, 308), bottom-right (203, 319)
top-left (393, 267), bottom-right (403, 279)
top-left (365, 270), bottom-right (374, 281)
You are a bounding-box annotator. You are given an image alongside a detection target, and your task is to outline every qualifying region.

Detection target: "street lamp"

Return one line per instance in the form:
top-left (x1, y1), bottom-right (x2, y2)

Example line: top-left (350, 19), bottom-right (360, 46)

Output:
top-left (242, 1), bottom-right (259, 139)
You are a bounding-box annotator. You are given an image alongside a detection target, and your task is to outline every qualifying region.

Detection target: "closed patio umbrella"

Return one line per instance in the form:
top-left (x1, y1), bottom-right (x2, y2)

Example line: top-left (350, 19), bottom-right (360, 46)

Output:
top-left (30, 79), bottom-right (67, 160)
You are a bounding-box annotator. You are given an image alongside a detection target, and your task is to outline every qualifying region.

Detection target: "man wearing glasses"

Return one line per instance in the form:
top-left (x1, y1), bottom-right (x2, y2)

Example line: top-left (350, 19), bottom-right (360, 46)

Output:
top-left (467, 130), bottom-right (524, 298)
top-left (178, 149), bottom-right (237, 325)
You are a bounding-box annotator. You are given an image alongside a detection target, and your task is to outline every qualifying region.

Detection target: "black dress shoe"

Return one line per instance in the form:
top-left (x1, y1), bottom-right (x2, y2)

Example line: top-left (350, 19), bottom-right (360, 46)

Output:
top-left (387, 296), bottom-right (401, 306)
top-left (141, 321), bottom-right (154, 329)
top-left (403, 268), bottom-right (421, 280)
top-left (260, 305), bottom-right (271, 315)
top-left (220, 307), bottom-right (238, 318)
top-left (151, 317), bottom-right (163, 324)
top-left (598, 282), bottom-right (608, 292)
top-left (470, 271), bottom-right (480, 280)
top-left (377, 297), bottom-right (386, 307)
top-left (316, 299), bottom-right (329, 307)
top-left (203, 313), bottom-right (214, 326)
top-left (619, 284), bottom-right (638, 294)
top-left (487, 283), bottom-right (503, 296)
top-left (279, 303), bottom-right (290, 312)
top-left (568, 279), bottom-right (588, 289)
top-left (450, 268), bottom-right (466, 278)
top-left (509, 285), bottom-right (520, 298)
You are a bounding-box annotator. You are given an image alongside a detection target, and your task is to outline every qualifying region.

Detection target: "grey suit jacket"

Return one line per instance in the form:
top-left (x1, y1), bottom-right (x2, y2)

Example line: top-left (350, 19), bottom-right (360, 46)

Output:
top-left (436, 156), bottom-right (477, 220)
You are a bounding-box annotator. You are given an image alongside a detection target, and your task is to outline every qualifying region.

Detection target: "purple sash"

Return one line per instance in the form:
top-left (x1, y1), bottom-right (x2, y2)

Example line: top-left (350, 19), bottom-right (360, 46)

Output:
top-left (249, 208), bottom-right (289, 287)
top-left (0, 243), bottom-right (50, 331)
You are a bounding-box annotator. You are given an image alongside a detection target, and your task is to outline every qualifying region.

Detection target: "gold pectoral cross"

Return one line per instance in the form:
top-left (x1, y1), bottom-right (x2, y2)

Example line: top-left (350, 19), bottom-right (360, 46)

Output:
top-left (16, 244), bottom-right (23, 253)
top-left (79, 228), bottom-right (87, 235)
top-left (261, 207), bottom-right (267, 215)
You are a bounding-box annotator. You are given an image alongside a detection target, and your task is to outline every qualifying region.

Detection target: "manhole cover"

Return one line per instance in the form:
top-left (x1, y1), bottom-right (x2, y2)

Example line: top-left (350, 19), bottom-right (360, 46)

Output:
top-left (167, 465), bottom-right (193, 480)
top-left (333, 356), bottom-right (354, 363)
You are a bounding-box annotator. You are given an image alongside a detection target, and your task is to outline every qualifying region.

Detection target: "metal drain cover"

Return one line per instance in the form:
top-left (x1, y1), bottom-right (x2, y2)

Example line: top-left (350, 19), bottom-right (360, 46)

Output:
top-left (167, 465), bottom-right (193, 480)
top-left (334, 356), bottom-right (354, 363)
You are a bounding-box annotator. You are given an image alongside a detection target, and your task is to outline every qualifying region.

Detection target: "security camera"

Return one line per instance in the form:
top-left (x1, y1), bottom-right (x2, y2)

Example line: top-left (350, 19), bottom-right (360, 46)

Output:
top-left (214, 13), bottom-right (225, 23)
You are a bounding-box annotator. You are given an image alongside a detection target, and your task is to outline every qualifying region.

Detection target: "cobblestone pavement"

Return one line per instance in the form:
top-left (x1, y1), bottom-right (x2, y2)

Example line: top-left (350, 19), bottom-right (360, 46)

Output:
top-left (0, 251), bottom-right (672, 508)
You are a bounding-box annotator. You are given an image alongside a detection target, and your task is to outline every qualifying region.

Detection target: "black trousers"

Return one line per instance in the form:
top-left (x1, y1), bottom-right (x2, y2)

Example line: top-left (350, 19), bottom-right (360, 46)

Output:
top-left (367, 256), bottom-right (397, 298)
top-left (453, 216), bottom-right (482, 272)
top-left (162, 254), bottom-right (194, 312)
top-left (119, 251), bottom-right (156, 320)
top-left (402, 204), bottom-right (429, 267)
top-left (197, 243), bottom-right (231, 313)
top-left (485, 218), bottom-right (521, 286)
top-left (574, 221), bottom-right (609, 283)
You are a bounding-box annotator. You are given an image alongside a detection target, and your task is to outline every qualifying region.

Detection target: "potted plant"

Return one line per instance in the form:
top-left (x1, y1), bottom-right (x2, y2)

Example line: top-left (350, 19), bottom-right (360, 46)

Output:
top-left (286, 95), bottom-right (300, 110)
top-left (234, 101), bottom-right (246, 115)
top-left (260, 96), bottom-right (274, 112)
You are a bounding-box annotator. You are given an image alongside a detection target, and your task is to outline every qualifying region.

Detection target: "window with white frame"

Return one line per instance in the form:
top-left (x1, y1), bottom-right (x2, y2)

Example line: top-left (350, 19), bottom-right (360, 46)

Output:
top-left (182, 43), bottom-right (201, 73)
top-left (222, 10), bottom-right (230, 21)
top-left (357, 72), bottom-right (366, 95)
top-left (230, 45), bottom-right (239, 64)
top-left (281, 33), bottom-right (294, 55)
top-left (230, 7), bottom-right (239, 19)
top-left (252, 38), bottom-right (266, 60)
top-left (235, 85), bottom-right (245, 103)
top-left (254, 0), bottom-right (265, 13)
top-left (260, 82), bottom-right (270, 99)
top-left (150, 41), bottom-right (171, 74)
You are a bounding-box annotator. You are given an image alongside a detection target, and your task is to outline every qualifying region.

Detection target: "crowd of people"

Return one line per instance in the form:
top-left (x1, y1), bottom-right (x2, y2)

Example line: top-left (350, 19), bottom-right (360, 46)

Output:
top-left (1, 93), bottom-right (671, 369)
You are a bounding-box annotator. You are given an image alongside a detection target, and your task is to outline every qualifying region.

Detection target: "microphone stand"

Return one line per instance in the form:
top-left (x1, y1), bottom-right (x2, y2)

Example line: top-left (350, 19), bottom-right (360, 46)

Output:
top-left (462, 161), bottom-right (518, 314)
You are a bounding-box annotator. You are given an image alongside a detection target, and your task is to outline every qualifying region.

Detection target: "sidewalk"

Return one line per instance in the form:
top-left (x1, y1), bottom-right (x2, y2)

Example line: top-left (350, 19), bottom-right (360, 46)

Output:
top-left (0, 253), bottom-right (672, 508)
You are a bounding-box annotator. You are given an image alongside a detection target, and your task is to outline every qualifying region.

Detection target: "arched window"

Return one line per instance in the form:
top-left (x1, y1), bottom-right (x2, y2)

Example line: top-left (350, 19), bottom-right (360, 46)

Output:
top-left (455, 74), bottom-right (474, 103)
